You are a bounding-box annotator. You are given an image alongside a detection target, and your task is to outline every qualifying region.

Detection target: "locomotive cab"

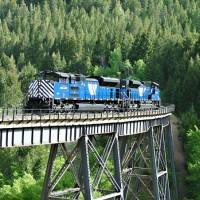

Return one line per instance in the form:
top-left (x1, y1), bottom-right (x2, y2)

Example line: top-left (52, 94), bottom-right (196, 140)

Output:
top-left (75, 74), bottom-right (86, 82)
top-left (151, 82), bottom-right (160, 106)
top-left (129, 80), bottom-right (141, 89)
top-left (36, 71), bottom-right (72, 83)
top-left (151, 82), bottom-right (159, 94)
top-left (141, 81), bottom-right (160, 107)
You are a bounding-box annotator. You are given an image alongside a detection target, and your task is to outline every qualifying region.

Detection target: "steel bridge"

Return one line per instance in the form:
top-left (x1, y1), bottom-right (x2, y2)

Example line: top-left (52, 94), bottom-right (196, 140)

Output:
top-left (0, 105), bottom-right (178, 200)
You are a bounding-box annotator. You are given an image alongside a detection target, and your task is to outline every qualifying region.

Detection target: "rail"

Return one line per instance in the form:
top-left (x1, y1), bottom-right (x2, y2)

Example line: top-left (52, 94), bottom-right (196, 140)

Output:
top-left (0, 104), bottom-right (175, 123)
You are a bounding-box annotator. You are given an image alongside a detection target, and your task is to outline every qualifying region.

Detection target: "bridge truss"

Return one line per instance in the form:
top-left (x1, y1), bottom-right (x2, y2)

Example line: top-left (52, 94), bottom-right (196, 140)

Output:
top-left (0, 105), bottom-right (178, 199)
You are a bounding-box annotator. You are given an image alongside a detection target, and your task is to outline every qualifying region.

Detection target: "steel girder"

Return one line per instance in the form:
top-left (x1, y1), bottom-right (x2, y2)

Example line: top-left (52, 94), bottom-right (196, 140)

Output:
top-left (41, 123), bottom-right (178, 200)
top-left (41, 128), bottom-right (124, 199)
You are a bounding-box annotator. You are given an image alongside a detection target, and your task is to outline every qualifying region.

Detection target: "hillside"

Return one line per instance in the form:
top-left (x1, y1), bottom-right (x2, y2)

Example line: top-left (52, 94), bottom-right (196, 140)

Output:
top-left (171, 115), bottom-right (187, 199)
top-left (0, 0), bottom-right (199, 115)
top-left (0, 0), bottom-right (200, 199)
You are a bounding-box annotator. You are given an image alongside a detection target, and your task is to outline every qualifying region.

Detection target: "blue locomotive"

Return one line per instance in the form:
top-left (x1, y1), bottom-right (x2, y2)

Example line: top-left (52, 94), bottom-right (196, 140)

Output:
top-left (26, 70), bottom-right (160, 112)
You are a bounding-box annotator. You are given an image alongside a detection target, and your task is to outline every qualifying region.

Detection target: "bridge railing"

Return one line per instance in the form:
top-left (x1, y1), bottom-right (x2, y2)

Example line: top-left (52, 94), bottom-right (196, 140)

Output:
top-left (0, 104), bottom-right (175, 122)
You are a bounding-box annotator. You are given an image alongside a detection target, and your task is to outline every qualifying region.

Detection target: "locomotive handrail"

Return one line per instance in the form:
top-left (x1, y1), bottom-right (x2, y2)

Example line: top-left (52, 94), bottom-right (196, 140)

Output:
top-left (0, 104), bottom-right (175, 123)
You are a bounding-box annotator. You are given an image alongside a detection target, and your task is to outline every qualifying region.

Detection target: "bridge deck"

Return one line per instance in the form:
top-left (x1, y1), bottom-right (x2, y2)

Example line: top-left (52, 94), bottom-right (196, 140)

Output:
top-left (0, 105), bottom-right (175, 148)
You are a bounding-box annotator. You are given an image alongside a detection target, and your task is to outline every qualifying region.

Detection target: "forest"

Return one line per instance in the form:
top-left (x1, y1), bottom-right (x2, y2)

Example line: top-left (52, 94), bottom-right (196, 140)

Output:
top-left (0, 0), bottom-right (200, 199)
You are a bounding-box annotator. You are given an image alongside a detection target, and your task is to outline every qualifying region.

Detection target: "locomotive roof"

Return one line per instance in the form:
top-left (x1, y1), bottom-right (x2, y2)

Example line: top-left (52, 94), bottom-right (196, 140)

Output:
top-left (89, 76), bottom-right (120, 87)
top-left (89, 76), bottom-right (119, 83)
top-left (129, 80), bottom-right (141, 88)
top-left (38, 71), bottom-right (72, 78)
top-left (86, 77), bottom-right (99, 82)
top-left (75, 74), bottom-right (85, 77)
top-left (102, 77), bottom-right (119, 82)
top-left (55, 71), bottom-right (72, 78)
top-left (152, 82), bottom-right (159, 87)
top-left (142, 81), bottom-right (159, 87)
top-left (42, 70), bottom-right (77, 78)
top-left (130, 80), bottom-right (141, 85)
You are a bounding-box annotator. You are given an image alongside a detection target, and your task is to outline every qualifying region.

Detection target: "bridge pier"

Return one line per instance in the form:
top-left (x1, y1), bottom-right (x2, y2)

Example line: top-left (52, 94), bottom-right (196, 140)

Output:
top-left (41, 143), bottom-right (58, 199)
top-left (149, 126), bottom-right (170, 200)
top-left (41, 122), bottom-right (178, 200)
top-left (80, 130), bottom-right (92, 200)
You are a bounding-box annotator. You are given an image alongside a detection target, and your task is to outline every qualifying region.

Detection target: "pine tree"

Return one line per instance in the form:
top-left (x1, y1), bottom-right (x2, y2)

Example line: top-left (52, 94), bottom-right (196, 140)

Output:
top-left (19, 62), bottom-right (37, 94)
top-left (0, 54), bottom-right (22, 107)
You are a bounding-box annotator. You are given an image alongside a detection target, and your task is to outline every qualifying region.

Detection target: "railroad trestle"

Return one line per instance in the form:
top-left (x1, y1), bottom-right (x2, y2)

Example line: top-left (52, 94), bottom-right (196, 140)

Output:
top-left (0, 105), bottom-right (178, 199)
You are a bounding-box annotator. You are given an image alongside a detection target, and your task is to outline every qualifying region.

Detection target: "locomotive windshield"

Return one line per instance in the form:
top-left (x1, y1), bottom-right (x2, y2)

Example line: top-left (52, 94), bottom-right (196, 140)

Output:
top-left (46, 74), bottom-right (59, 82)
top-left (36, 71), bottom-right (72, 82)
top-left (36, 71), bottom-right (59, 82)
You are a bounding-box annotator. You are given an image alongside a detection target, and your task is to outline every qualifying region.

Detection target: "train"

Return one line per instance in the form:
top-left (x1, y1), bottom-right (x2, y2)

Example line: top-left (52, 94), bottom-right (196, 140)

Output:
top-left (25, 70), bottom-right (160, 112)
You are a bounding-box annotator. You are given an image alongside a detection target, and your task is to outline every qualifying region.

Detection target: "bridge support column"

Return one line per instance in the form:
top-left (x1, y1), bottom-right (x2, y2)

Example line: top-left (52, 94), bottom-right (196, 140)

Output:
top-left (121, 123), bottom-right (172, 199)
top-left (113, 132), bottom-right (124, 199)
top-left (149, 126), bottom-right (170, 200)
top-left (41, 144), bottom-right (58, 200)
top-left (41, 141), bottom-right (81, 199)
top-left (41, 127), bottom-right (125, 200)
top-left (40, 117), bottom-right (177, 200)
top-left (86, 129), bottom-right (124, 199)
top-left (80, 130), bottom-right (92, 200)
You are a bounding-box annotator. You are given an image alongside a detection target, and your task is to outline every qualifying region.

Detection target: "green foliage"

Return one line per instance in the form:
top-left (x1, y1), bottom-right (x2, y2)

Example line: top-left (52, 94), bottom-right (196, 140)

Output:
top-left (0, 0), bottom-right (199, 109)
top-left (0, 146), bottom-right (49, 183)
top-left (0, 0), bottom-right (200, 198)
top-left (178, 106), bottom-right (200, 142)
top-left (0, 173), bottom-right (4, 188)
top-left (0, 146), bottom-right (49, 199)
top-left (51, 51), bottom-right (67, 72)
top-left (98, 160), bottom-right (114, 190)
top-left (0, 54), bottom-right (22, 108)
top-left (132, 59), bottom-right (147, 80)
top-left (184, 127), bottom-right (200, 199)
top-left (0, 173), bottom-right (42, 200)
top-left (19, 62), bottom-right (37, 94)
top-left (94, 47), bottom-right (134, 78)
top-left (178, 106), bottom-right (200, 199)
top-left (94, 47), bottom-right (122, 77)
top-left (53, 156), bottom-right (75, 190)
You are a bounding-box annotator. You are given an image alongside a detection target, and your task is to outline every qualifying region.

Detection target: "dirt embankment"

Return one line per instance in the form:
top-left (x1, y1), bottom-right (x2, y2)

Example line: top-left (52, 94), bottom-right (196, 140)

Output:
top-left (170, 115), bottom-right (187, 199)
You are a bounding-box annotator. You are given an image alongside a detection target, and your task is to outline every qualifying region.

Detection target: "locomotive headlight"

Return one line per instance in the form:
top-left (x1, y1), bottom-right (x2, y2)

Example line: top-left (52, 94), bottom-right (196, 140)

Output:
top-left (38, 81), bottom-right (41, 86)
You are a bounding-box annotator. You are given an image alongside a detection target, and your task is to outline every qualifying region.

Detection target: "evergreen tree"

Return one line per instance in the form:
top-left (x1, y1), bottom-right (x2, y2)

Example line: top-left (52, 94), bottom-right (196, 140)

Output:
top-left (0, 54), bottom-right (22, 108)
top-left (51, 51), bottom-right (67, 72)
top-left (19, 62), bottom-right (37, 94)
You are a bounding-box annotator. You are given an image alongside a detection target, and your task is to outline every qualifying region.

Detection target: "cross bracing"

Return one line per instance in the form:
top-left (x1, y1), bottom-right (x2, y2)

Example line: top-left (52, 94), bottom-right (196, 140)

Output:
top-left (0, 105), bottom-right (178, 199)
